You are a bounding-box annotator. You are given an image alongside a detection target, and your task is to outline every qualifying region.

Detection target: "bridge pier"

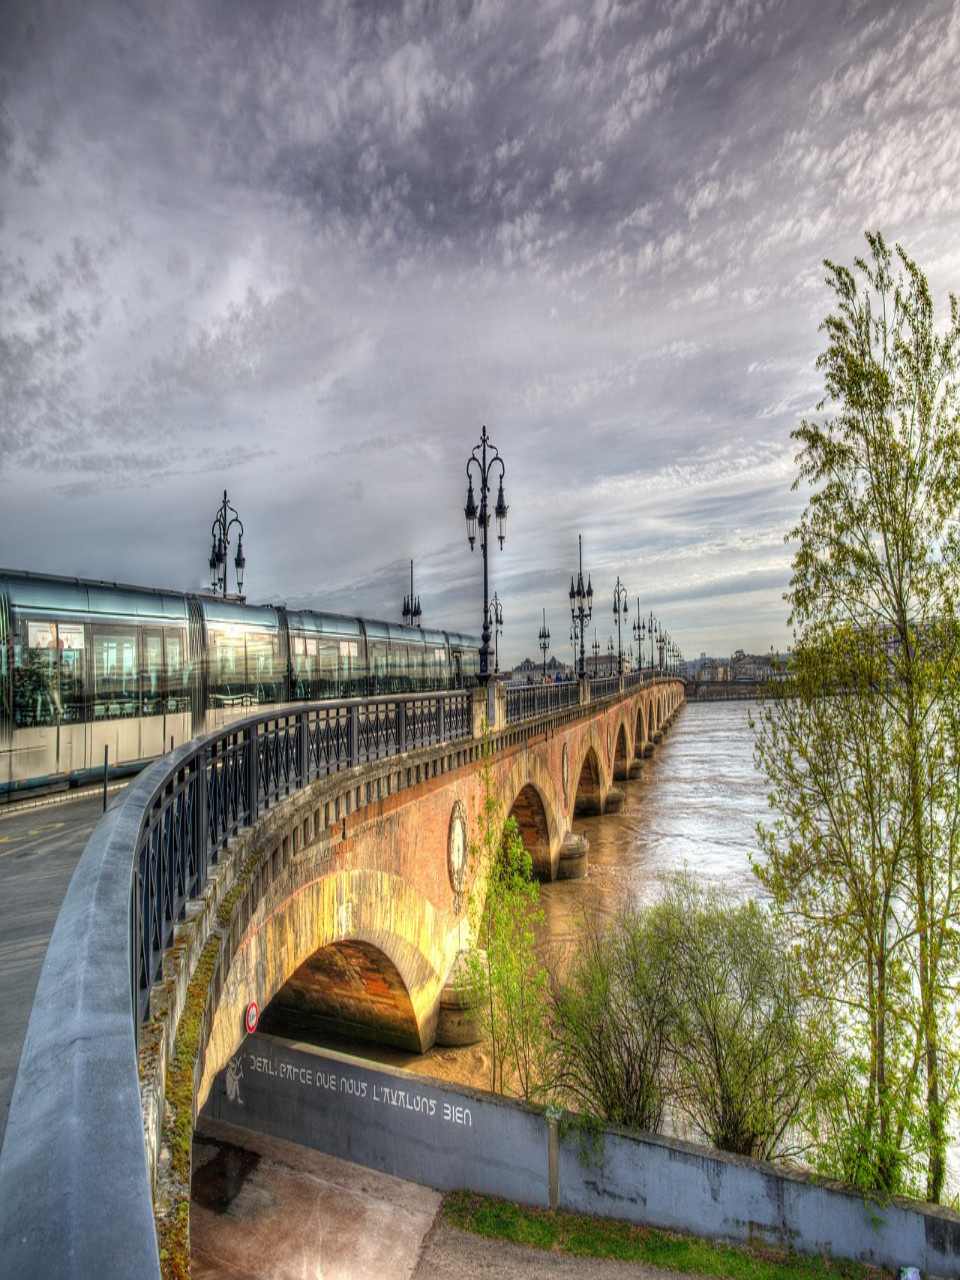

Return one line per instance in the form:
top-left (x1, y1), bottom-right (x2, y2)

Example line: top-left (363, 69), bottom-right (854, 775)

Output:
top-left (556, 831), bottom-right (589, 879)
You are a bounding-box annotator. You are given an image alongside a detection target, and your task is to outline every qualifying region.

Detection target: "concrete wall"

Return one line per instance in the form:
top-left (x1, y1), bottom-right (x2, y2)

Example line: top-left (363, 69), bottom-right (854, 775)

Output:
top-left (205, 1033), bottom-right (549, 1209)
top-left (207, 1033), bottom-right (960, 1277)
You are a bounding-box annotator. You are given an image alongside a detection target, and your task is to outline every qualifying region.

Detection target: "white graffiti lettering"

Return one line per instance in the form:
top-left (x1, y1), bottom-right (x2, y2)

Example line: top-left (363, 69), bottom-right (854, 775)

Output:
top-left (370, 1083), bottom-right (437, 1116)
top-left (443, 1102), bottom-right (473, 1127)
top-left (280, 1062), bottom-right (313, 1085)
top-left (339, 1076), bottom-right (368, 1098)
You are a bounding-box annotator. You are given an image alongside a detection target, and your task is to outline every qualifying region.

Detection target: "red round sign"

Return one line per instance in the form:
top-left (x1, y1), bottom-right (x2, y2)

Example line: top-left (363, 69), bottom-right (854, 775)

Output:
top-left (245, 1001), bottom-right (259, 1035)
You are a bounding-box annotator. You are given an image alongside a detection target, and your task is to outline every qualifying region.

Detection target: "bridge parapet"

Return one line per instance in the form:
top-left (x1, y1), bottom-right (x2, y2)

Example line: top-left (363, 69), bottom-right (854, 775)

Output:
top-left (0, 677), bottom-right (685, 1277)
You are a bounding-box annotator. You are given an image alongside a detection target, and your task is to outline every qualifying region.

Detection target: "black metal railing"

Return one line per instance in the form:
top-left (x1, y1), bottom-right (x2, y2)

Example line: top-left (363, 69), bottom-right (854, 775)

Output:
top-left (587, 674), bottom-right (621, 701)
top-left (130, 691), bottom-right (471, 1031)
top-left (504, 679), bottom-right (581, 723)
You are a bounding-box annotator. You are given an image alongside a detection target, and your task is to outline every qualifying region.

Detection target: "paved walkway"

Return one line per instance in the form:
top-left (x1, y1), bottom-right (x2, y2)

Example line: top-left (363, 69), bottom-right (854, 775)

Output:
top-left (192, 1119), bottom-right (686, 1280)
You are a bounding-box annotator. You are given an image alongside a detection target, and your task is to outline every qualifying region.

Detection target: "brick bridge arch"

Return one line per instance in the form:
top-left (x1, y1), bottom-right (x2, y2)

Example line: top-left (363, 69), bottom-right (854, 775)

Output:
top-left (193, 682), bottom-right (684, 1108)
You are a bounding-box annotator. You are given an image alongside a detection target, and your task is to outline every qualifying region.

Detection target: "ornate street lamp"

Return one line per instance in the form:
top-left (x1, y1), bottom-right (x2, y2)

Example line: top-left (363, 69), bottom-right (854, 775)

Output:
top-left (607, 635), bottom-right (615, 675)
top-left (632, 597), bottom-right (643, 672)
top-left (568, 534), bottom-right (593, 679)
top-left (208, 489), bottom-right (246, 599)
top-left (402, 559), bottom-right (421, 627)
top-left (612, 576), bottom-right (629, 675)
top-left (538, 608), bottom-right (550, 681)
top-left (464, 426), bottom-right (507, 684)
top-left (489, 592), bottom-right (503, 675)
top-left (640, 610), bottom-right (657, 673)
top-left (592, 630), bottom-right (600, 677)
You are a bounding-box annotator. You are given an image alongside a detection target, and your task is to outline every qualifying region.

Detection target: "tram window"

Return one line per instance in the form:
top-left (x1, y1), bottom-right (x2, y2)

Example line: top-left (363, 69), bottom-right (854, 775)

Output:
top-left (425, 646), bottom-right (446, 691)
top-left (14, 633), bottom-right (58, 727)
top-left (247, 631), bottom-right (281, 704)
top-left (165, 629), bottom-right (189, 711)
top-left (312, 639), bottom-right (335, 697)
top-left (58, 626), bottom-right (85, 723)
top-left (0, 641), bottom-right (7, 722)
top-left (368, 640), bottom-right (387, 696)
top-left (388, 642), bottom-right (405, 693)
top-left (339, 638), bottom-right (362, 698)
top-left (206, 626), bottom-right (244, 705)
top-left (92, 626), bottom-right (138, 718)
top-left (13, 620), bottom-right (85, 726)
top-left (142, 631), bottom-right (163, 714)
top-left (290, 634), bottom-right (318, 700)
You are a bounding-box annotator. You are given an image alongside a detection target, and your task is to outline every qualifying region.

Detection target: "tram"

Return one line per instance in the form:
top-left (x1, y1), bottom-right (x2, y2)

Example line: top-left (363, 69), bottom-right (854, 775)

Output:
top-left (0, 568), bottom-right (480, 799)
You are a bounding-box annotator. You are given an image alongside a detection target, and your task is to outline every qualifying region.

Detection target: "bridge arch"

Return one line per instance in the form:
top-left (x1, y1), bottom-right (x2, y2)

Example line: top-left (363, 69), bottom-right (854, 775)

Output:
top-left (612, 717), bottom-right (633, 781)
top-left (634, 704), bottom-right (650, 757)
top-left (500, 753), bottom-right (563, 880)
top-left (572, 726), bottom-right (610, 815)
top-left (199, 863), bottom-right (455, 1105)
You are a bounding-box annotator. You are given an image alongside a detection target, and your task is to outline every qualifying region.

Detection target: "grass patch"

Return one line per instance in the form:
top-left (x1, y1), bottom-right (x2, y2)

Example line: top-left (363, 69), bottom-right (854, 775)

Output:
top-left (441, 1191), bottom-right (894, 1280)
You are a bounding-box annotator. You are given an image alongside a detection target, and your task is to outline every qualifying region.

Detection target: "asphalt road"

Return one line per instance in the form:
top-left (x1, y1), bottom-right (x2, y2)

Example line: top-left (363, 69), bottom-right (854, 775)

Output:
top-left (0, 791), bottom-right (112, 1151)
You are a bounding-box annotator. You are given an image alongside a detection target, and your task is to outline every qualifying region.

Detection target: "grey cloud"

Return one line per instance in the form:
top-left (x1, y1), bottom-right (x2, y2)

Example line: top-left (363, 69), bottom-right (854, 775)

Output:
top-left (1, 0), bottom-right (958, 663)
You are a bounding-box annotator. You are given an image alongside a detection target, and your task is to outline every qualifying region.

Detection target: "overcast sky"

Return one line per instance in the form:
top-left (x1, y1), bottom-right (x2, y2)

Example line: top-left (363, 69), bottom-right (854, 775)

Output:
top-left (2, 0), bottom-right (959, 666)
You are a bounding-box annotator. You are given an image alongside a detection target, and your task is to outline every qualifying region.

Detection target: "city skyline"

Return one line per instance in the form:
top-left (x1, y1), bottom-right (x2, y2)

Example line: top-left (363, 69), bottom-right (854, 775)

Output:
top-left (2, 2), bottom-right (959, 665)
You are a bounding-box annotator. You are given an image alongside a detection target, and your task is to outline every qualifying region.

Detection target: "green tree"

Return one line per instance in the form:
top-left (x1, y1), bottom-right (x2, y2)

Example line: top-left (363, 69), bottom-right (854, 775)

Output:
top-left (547, 906), bottom-right (675, 1133)
top-left (754, 231), bottom-right (960, 1199)
top-left (659, 876), bottom-right (819, 1160)
top-left (465, 740), bottom-right (549, 1101)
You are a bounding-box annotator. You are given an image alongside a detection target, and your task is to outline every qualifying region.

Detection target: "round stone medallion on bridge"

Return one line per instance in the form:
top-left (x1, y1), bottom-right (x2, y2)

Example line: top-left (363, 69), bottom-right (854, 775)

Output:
top-left (447, 799), bottom-right (468, 913)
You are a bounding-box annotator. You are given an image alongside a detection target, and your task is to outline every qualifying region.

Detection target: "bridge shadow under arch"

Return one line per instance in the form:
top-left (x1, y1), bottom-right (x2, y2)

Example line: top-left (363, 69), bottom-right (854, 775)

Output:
top-left (261, 938), bottom-right (421, 1052)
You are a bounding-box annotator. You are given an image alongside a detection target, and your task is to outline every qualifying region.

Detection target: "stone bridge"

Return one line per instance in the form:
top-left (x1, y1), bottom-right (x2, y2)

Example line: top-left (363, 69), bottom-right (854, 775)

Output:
top-left (193, 678), bottom-right (683, 1106)
top-left (0, 676), bottom-right (683, 1278)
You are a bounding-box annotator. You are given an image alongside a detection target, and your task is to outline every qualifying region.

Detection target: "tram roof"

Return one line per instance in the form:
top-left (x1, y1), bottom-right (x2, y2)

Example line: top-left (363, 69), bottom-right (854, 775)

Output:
top-left (0, 568), bottom-right (191, 623)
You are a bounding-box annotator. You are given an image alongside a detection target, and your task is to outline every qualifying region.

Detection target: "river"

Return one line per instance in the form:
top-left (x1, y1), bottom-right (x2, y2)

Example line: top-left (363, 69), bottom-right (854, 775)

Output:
top-left (539, 698), bottom-right (766, 944)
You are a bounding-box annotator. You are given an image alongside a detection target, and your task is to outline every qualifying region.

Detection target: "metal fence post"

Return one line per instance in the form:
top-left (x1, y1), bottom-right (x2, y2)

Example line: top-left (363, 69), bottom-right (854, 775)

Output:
top-left (246, 722), bottom-right (259, 825)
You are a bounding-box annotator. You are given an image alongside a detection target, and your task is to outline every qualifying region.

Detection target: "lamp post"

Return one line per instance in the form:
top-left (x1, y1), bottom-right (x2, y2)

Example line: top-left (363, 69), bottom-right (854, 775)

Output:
top-left (640, 610), bottom-right (657, 673)
top-left (464, 426), bottom-right (508, 684)
top-left (568, 534), bottom-right (593, 680)
top-left (592, 630), bottom-right (600, 677)
top-left (612, 576), bottom-right (628, 675)
top-left (402, 559), bottom-right (421, 627)
top-left (538, 608), bottom-right (550, 681)
top-left (208, 489), bottom-right (246, 599)
top-left (489, 592), bottom-right (503, 675)
top-left (607, 636), bottom-right (615, 675)
top-left (632, 597), bottom-right (643, 672)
